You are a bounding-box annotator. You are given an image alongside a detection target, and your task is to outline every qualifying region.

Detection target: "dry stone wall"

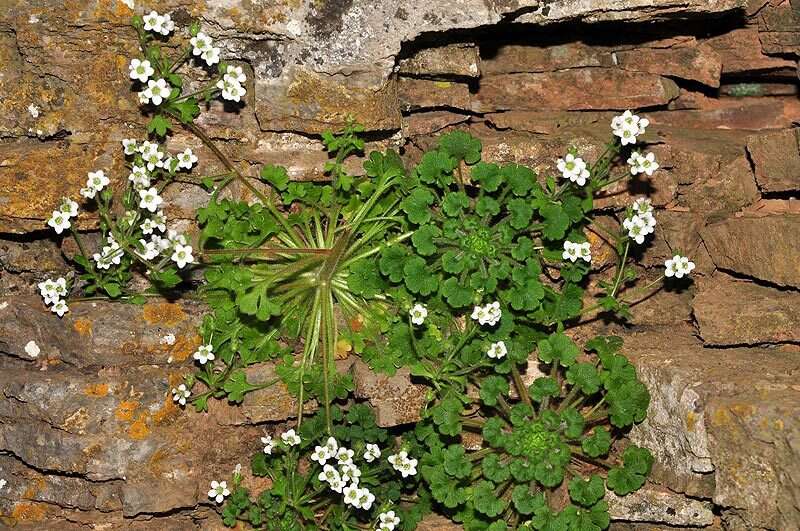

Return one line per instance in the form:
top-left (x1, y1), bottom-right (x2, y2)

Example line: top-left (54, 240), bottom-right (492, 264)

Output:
top-left (1, 0), bottom-right (799, 529)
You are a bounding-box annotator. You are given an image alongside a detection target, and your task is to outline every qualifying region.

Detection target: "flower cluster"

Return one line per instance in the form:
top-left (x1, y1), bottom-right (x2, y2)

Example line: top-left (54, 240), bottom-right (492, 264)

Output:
top-left (627, 151), bottom-right (659, 176)
top-left (80, 170), bottom-right (110, 199)
top-left (665, 254), bottom-right (695, 278)
top-left (612, 110), bottom-right (649, 145)
top-left (387, 450), bottom-right (418, 478)
top-left (38, 277), bottom-right (69, 316)
top-left (217, 65), bottom-right (247, 102)
top-left (562, 240), bottom-right (591, 263)
top-left (314, 437), bottom-right (378, 510)
top-left (47, 197), bottom-right (79, 235)
top-left (138, 78), bottom-right (171, 106)
top-left (142, 10), bottom-right (174, 36)
top-left (409, 303), bottom-right (428, 325)
top-left (557, 153), bottom-right (590, 186)
top-left (623, 197), bottom-right (657, 245)
top-left (191, 31), bottom-right (221, 66)
top-left (470, 301), bottom-right (501, 327)
top-left (378, 510), bottom-right (401, 531)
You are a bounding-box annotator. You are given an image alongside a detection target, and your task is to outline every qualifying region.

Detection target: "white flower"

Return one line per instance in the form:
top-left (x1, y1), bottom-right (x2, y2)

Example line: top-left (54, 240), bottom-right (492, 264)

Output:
top-left (340, 463), bottom-right (361, 484)
top-left (137, 238), bottom-right (160, 260)
top-left (336, 447), bottom-right (354, 465)
top-left (160, 333), bottom-right (176, 345)
top-left (172, 383), bottom-right (190, 406)
top-left (310, 445), bottom-right (331, 465)
top-left (38, 277), bottom-right (67, 305)
top-left (168, 229), bottom-right (188, 246)
top-left (562, 240), bottom-right (591, 263)
top-left (363, 443), bottom-right (381, 463)
top-left (379, 510), bottom-right (401, 531)
top-left (632, 197), bottom-right (653, 215)
top-left (357, 487), bottom-right (375, 510)
top-left (281, 429), bottom-right (301, 447)
top-left (142, 146), bottom-right (164, 171)
top-left (128, 58), bottom-right (154, 83)
top-left (627, 151), bottom-right (659, 176)
top-left (152, 234), bottom-right (171, 252)
top-left (328, 476), bottom-right (345, 493)
top-left (122, 138), bottom-right (138, 155)
top-left (51, 299), bottom-right (69, 317)
top-left (207, 480), bottom-right (230, 504)
top-left (138, 187), bottom-right (163, 212)
top-left (171, 244), bottom-right (194, 269)
top-left (343, 484), bottom-right (362, 508)
top-left (202, 46), bottom-right (221, 66)
top-left (121, 0), bottom-right (134, 9)
top-left (324, 436), bottom-right (339, 455)
top-left (177, 148), bottom-right (198, 170)
top-left (137, 91), bottom-right (149, 105)
top-left (486, 341), bottom-right (507, 360)
top-left (388, 451), bottom-right (418, 478)
top-left (261, 435), bottom-right (274, 454)
top-left (612, 110), bottom-right (649, 145)
top-left (225, 65), bottom-right (247, 84)
top-left (623, 213), bottom-right (655, 245)
top-left (664, 254), bottom-right (695, 279)
top-left (159, 13), bottom-right (174, 35)
top-left (556, 153), bottom-right (590, 186)
top-left (84, 170), bottom-right (110, 197)
top-left (47, 211), bottom-right (71, 234)
top-left (140, 218), bottom-right (157, 235)
top-left (318, 463), bottom-right (340, 484)
top-left (217, 76), bottom-right (246, 102)
top-left (143, 78), bottom-right (171, 106)
top-left (152, 211), bottom-right (167, 232)
top-left (470, 301), bottom-right (501, 327)
top-left (191, 32), bottom-right (213, 56)
top-left (129, 165), bottom-right (150, 189)
top-left (193, 344), bottom-right (215, 365)
top-left (409, 303), bottom-right (428, 325)
top-left (58, 197), bottom-right (79, 218)
top-left (142, 10), bottom-right (164, 33)
top-left (24, 340), bottom-right (40, 358)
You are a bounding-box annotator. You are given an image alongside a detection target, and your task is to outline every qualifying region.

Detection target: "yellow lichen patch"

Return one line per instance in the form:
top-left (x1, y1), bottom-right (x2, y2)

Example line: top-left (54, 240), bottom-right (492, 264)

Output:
top-left (114, 400), bottom-right (139, 422)
top-left (169, 333), bottom-right (202, 362)
top-left (128, 413), bottom-right (151, 440)
top-left (73, 318), bottom-right (93, 336)
top-left (151, 395), bottom-right (179, 425)
top-left (686, 411), bottom-right (697, 432)
top-left (21, 478), bottom-right (46, 500)
top-left (710, 407), bottom-right (731, 427)
top-left (84, 383), bottom-right (109, 397)
top-left (142, 302), bottom-right (186, 327)
top-left (62, 408), bottom-right (89, 433)
top-left (730, 403), bottom-right (756, 418)
top-left (11, 502), bottom-right (47, 522)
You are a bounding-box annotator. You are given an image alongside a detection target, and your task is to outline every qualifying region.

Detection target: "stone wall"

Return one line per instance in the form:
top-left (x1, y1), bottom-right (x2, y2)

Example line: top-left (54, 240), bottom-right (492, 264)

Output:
top-left (1, 0), bottom-right (799, 529)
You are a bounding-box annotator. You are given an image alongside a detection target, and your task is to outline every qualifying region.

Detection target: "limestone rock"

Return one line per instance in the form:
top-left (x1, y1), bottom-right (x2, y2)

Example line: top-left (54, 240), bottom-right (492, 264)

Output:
top-left (398, 78), bottom-right (472, 112)
top-left (746, 128), bottom-right (800, 193)
top-left (351, 360), bottom-right (429, 427)
top-left (702, 214), bottom-right (800, 287)
top-left (694, 275), bottom-right (800, 345)
top-left (606, 487), bottom-right (714, 527)
top-left (397, 44), bottom-right (480, 78)
top-left (705, 28), bottom-right (797, 76)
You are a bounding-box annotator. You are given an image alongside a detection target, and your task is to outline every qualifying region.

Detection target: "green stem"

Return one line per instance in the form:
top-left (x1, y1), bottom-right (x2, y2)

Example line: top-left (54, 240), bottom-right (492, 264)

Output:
top-left (511, 364), bottom-right (532, 409)
top-left (610, 240), bottom-right (630, 298)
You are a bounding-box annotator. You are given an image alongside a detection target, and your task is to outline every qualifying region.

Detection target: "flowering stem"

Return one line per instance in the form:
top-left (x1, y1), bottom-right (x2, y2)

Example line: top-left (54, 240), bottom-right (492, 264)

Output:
top-left (510, 364), bottom-right (532, 409)
top-left (168, 46), bottom-right (192, 73)
top-left (610, 240), bottom-right (630, 298)
top-left (70, 230), bottom-right (95, 274)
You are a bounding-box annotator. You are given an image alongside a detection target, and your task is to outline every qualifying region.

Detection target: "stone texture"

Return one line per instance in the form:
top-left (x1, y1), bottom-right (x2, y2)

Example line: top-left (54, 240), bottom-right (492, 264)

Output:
top-left (472, 70), bottom-right (680, 112)
top-left (606, 487), bottom-right (714, 527)
top-left (623, 327), bottom-right (800, 530)
top-left (705, 28), bottom-right (798, 75)
top-left (398, 44), bottom-right (481, 78)
top-left (702, 214), bottom-right (800, 287)
top-left (756, 0), bottom-right (800, 56)
top-left (746, 128), bottom-right (800, 193)
top-left (351, 360), bottom-right (429, 427)
top-left (398, 78), bottom-right (472, 112)
top-left (694, 274), bottom-right (800, 345)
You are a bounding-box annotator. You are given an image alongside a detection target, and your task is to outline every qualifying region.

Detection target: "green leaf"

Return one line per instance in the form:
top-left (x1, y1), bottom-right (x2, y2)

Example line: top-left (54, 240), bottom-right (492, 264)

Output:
top-left (403, 256), bottom-right (439, 296)
top-left (431, 396), bottom-right (462, 436)
top-left (473, 481), bottom-right (506, 517)
top-left (443, 444), bottom-right (472, 479)
top-left (379, 245), bottom-right (408, 283)
top-left (171, 97), bottom-right (200, 123)
top-left (569, 475), bottom-right (605, 507)
top-left (439, 130), bottom-right (482, 164)
top-left (581, 428), bottom-right (612, 458)
top-left (511, 236), bottom-right (534, 261)
top-left (622, 445), bottom-right (654, 476)
top-left (440, 277), bottom-right (472, 308)
top-left (471, 162), bottom-right (503, 192)
top-left (442, 191), bottom-right (470, 217)
top-left (146, 114), bottom-right (171, 137)
top-left (528, 377), bottom-right (560, 403)
top-left (401, 187), bottom-right (435, 224)
top-left (412, 224), bottom-right (441, 256)
top-left (512, 486), bottom-right (545, 516)
top-left (259, 164), bottom-right (290, 191)
top-left (503, 164), bottom-right (535, 196)
top-left (507, 198), bottom-right (534, 229)
top-left (482, 417), bottom-right (506, 448)
top-left (482, 453), bottom-right (510, 483)
top-left (538, 333), bottom-right (580, 367)
top-left (560, 502), bottom-right (610, 531)
top-left (586, 336), bottom-right (623, 358)
top-left (347, 260), bottom-right (385, 298)
top-left (561, 407), bottom-right (585, 439)
top-left (540, 203), bottom-right (570, 240)
top-left (607, 380), bottom-right (650, 427)
top-left (566, 362), bottom-right (602, 395)
top-left (103, 282), bottom-right (122, 298)
top-left (442, 250), bottom-right (468, 274)
top-left (607, 466), bottom-right (646, 496)
top-left (475, 196), bottom-right (501, 217)
top-left (417, 150), bottom-right (456, 186)
top-left (479, 375), bottom-right (509, 407)
top-left (534, 454), bottom-right (565, 487)
top-left (223, 371), bottom-right (261, 403)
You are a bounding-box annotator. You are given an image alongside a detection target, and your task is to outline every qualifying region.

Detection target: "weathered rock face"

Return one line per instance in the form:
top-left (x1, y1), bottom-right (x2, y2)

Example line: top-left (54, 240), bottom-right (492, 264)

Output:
top-left (2, 0), bottom-right (800, 529)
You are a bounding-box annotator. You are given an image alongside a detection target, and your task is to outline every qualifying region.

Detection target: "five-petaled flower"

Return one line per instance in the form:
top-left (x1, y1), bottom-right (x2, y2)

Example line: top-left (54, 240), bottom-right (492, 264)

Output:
top-left (193, 343), bottom-right (215, 365)
top-left (486, 341), bottom-right (507, 360)
top-left (281, 429), bottom-right (301, 446)
top-left (138, 187), bottom-right (163, 213)
top-left (664, 255), bottom-right (695, 278)
top-left (171, 383), bottom-right (190, 406)
top-left (141, 78), bottom-right (171, 106)
top-left (409, 303), bottom-right (428, 325)
top-left (47, 211), bottom-right (71, 234)
top-left (379, 510), bottom-right (401, 531)
top-left (207, 480), bottom-right (230, 504)
top-left (261, 435), bottom-right (274, 454)
top-left (177, 148), bottom-right (198, 170)
top-left (171, 244), bottom-right (194, 269)
top-left (557, 153), bottom-right (590, 186)
top-left (471, 301), bottom-right (501, 327)
top-left (363, 443), bottom-right (381, 463)
top-left (388, 450), bottom-right (418, 478)
top-left (562, 240), bottom-right (591, 263)
top-left (612, 110), bottom-right (649, 145)
top-left (627, 151), bottom-right (659, 176)
top-left (128, 58), bottom-right (154, 83)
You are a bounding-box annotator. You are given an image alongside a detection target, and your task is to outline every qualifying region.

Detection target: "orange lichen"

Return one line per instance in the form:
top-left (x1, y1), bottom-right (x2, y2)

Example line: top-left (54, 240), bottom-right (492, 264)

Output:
top-left (686, 411), bottom-right (697, 432)
top-left (128, 414), bottom-right (151, 440)
top-left (710, 407), bottom-right (731, 427)
top-left (84, 383), bottom-right (109, 397)
top-left (114, 400), bottom-right (139, 422)
top-left (151, 396), bottom-right (179, 425)
top-left (142, 302), bottom-right (186, 327)
top-left (11, 502), bottom-right (46, 521)
top-left (169, 333), bottom-right (202, 362)
top-left (73, 318), bottom-right (93, 336)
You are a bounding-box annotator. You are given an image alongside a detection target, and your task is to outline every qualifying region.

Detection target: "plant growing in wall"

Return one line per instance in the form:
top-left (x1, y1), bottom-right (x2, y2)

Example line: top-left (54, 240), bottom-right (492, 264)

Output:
top-left (35, 8), bottom-right (698, 530)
